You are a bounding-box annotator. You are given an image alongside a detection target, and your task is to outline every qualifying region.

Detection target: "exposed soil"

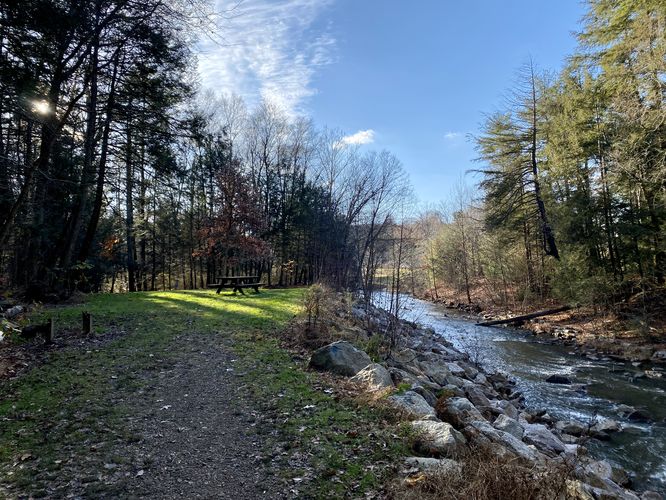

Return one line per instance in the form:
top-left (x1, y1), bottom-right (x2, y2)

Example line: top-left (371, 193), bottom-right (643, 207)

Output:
top-left (0, 332), bottom-right (291, 499)
top-left (117, 333), bottom-right (287, 499)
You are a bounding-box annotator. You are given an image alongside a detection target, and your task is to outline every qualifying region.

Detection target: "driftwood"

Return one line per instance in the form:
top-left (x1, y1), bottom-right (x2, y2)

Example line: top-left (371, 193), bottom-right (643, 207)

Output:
top-left (476, 305), bottom-right (572, 327)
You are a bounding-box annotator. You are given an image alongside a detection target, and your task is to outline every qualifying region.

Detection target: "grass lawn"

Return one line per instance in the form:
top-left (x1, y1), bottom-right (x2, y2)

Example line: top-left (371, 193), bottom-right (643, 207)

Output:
top-left (0, 289), bottom-right (408, 498)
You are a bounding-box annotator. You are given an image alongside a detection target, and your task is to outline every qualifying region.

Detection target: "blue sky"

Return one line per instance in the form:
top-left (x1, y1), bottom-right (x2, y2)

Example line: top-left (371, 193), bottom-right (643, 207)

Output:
top-left (198, 0), bottom-right (587, 205)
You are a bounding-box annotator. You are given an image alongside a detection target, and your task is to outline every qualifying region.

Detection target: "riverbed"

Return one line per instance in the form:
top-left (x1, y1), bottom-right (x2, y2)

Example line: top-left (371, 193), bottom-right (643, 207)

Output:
top-left (376, 294), bottom-right (666, 494)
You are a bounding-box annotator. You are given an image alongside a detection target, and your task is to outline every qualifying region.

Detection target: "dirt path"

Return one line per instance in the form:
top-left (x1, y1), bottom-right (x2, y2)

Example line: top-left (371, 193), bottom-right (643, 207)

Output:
top-left (112, 334), bottom-right (288, 499)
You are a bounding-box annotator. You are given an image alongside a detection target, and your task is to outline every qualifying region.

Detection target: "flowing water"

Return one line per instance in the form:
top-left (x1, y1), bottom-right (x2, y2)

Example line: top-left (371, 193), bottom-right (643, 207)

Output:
top-left (376, 294), bottom-right (666, 494)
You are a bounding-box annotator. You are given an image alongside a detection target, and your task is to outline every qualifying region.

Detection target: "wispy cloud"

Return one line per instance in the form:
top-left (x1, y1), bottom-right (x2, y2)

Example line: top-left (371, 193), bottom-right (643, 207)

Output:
top-left (197, 0), bottom-right (336, 116)
top-left (338, 129), bottom-right (375, 146)
top-left (444, 131), bottom-right (462, 140)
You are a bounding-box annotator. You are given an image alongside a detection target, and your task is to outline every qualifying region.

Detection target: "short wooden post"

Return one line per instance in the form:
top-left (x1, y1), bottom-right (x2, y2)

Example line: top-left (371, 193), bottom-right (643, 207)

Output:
top-left (82, 312), bottom-right (92, 336)
top-left (45, 318), bottom-right (54, 344)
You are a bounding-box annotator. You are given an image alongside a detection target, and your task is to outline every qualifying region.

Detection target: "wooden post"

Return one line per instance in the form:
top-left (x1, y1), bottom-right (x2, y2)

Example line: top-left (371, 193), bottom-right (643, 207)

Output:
top-left (82, 312), bottom-right (92, 336)
top-left (45, 318), bottom-right (54, 344)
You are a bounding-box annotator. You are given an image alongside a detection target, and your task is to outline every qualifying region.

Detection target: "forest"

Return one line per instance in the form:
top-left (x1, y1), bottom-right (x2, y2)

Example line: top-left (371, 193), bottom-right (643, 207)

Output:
top-left (0, 0), bottom-right (410, 299)
top-left (1, 0), bottom-right (664, 325)
top-left (1, 1), bottom-right (666, 499)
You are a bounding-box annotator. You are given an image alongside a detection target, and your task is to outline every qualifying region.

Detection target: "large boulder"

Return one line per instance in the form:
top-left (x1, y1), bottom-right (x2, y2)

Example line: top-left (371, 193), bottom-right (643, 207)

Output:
top-left (523, 423), bottom-right (566, 456)
top-left (388, 367), bottom-right (418, 387)
top-left (555, 419), bottom-right (588, 437)
top-left (465, 420), bottom-right (540, 462)
top-left (497, 400), bottom-right (519, 420)
top-left (590, 417), bottom-right (621, 436)
top-left (412, 420), bottom-right (467, 456)
top-left (579, 461), bottom-right (639, 499)
top-left (437, 397), bottom-right (485, 427)
top-left (388, 347), bottom-right (420, 369)
top-left (465, 386), bottom-right (492, 409)
top-left (493, 414), bottom-right (524, 439)
top-left (389, 391), bottom-right (437, 420)
top-left (350, 363), bottom-right (393, 390)
top-left (309, 341), bottom-right (372, 376)
top-left (446, 362), bottom-right (467, 377)
top-left (417, 360), bottom-right (452, 386)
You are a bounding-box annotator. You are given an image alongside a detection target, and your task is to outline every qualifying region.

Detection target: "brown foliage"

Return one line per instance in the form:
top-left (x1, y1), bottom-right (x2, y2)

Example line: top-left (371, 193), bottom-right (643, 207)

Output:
top-left (391, 444), bottom-right (573, 500)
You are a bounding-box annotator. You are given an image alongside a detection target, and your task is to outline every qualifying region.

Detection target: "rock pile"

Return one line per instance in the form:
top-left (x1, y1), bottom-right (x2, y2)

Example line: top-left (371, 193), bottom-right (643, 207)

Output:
top-left (309, 302), bottom-right (661, 500)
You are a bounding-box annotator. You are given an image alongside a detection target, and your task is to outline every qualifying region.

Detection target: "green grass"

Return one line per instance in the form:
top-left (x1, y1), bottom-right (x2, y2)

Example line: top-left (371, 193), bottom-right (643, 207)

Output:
top-left (0, 289), bottom-right (409, 498)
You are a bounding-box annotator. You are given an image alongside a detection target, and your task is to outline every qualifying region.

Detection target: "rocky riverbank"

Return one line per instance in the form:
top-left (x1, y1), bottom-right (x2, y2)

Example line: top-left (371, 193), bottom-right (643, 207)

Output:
top-left (421, 293), bottom-right (666, 369)
top-left (308, 301), bottom-right (662, 499)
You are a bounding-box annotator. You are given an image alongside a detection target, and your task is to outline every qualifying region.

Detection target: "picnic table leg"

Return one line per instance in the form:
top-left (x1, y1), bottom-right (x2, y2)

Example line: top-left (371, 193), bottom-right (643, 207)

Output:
top-left (216, 285), bottom-right (223, 294)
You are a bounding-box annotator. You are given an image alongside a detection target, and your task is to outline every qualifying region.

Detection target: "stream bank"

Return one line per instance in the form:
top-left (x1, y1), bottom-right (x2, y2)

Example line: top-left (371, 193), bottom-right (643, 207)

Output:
top-left (388, 294), bottom-right (666, 495)
top-left (417, 291), bottom-right (666, 368)
top-left (308, 293), bottom-right (664, 499)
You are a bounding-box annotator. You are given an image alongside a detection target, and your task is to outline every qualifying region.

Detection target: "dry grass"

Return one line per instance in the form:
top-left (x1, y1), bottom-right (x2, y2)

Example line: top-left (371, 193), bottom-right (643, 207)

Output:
top-left (390, 444), bottom-right (574, 500)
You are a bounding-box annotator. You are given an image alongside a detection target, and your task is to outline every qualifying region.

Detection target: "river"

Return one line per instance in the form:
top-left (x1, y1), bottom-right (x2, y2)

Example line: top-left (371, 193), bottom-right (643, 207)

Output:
top-left (375, 293), bottom-right (666, 494)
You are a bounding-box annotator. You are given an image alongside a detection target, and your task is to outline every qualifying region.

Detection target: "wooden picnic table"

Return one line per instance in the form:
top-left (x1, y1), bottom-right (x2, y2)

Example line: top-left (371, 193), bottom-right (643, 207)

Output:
top-left (207, 275), bottom-right (263, 294)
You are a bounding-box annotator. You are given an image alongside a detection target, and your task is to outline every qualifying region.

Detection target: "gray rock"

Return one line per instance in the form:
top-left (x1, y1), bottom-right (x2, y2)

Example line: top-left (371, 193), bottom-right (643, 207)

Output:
top-left (555, 419), bottom-right (588, 436)
top-left (460, 362), bottom-right (479, 379)
top-left (390, 348), bottom-right (420, 368)
top-left (412, 420), bottom-right (467, 456)
top-left (438, 397), bottom-right (485, 427)
top-left (564, 444), bottom-right (580, 457)
top-left (465, 385), bottom-right (491, 408)
top-left (560, 433), bottom-right (581, 444)
top-left (4, 305), bottom-right (24, 319)
top-left (446, 362), bottom-right (467, 377)
top-left (445, 375), bottom-right (466, 388)
top-left (591, 417), bottom-right (621, 435)
top-left (493, 414), bottom-right (524, 439)
top-left (350, 363), bottom-right (393, 390)
top-left (581, 461), bottom-right (638, 499)
top-left (440, 384), bottom-right (464, 398)
top-left (640, 491), bottom-right (663, 500)
top-left (388, 367), bottom-right (418, 387)
top-left (497, 400), bottom-right (519, 420)
top-left (411, 385), bottom-right (438, 407)
top-left (389, 391), bottom-right (437, 420)
top-left (466, 420), bottom-right (539, 462)
top-left (417, 360), bottom-right (452, 386)
top-left (309, 341), bottom-right (372, 376)
top-left (652, 350), bottom-right (666, 362)
top-left (404, 457), bottom-right (462, 475)
top-left (522, 423), bottom-right (566, 456)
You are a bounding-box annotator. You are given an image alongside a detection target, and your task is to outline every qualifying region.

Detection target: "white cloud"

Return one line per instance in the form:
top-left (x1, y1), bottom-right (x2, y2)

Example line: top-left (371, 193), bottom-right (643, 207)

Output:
top-left (197, 0), bottom-right (336, 116)
top-left (338, 129), bottom-right (375, 146)
top-left (444, 131), bottom-right (462, 140)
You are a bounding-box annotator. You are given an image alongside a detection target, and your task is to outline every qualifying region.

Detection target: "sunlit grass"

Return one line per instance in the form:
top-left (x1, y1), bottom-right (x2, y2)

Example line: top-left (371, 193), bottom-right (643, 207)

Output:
top-left (0, 288), bottom-right (406, 498)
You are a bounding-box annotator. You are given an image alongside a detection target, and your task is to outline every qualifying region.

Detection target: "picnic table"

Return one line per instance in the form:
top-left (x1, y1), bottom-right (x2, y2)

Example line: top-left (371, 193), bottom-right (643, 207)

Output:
top-left (207, 275), bottom-right (264, 294)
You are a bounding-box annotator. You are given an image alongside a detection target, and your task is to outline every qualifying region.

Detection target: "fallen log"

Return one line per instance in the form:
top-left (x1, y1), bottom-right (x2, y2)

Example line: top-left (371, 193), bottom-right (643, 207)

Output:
top-left (476, 305), bottom-right (572, 327)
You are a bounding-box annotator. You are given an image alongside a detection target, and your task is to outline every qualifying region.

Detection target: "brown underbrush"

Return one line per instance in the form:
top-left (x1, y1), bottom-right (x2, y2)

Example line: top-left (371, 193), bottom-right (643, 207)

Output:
top-left (390, 444), bottom-right (575, 500)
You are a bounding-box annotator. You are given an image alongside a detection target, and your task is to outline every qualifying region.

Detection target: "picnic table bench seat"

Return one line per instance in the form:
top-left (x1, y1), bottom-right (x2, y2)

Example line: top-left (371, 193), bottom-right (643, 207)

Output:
top-left (207, 276), bottom-right (263, 294)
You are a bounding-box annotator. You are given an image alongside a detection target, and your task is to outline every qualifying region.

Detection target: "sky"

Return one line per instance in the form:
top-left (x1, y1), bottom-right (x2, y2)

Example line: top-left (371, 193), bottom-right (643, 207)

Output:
top-left (197, 0), bottom-right (587, 205)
